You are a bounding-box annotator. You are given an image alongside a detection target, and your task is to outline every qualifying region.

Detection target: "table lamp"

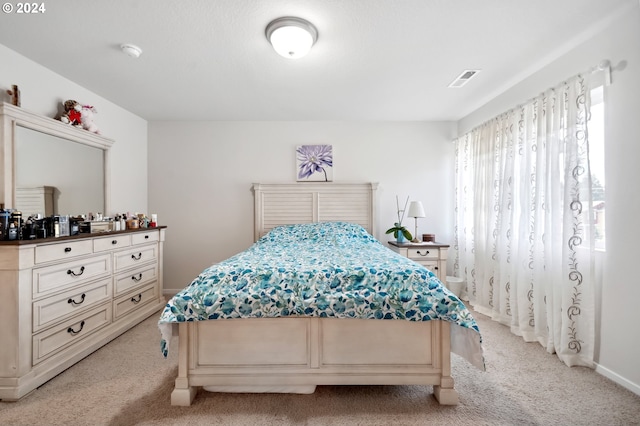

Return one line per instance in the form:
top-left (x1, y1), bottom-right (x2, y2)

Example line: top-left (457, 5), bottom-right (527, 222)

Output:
top-left (407, 201), bottom-right (425, 243)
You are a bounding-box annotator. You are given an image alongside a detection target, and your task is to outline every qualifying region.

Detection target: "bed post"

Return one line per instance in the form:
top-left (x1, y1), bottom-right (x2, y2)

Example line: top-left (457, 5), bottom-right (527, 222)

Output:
top-left (433, 321), bottom-right (459, 405)
top-left (369, 182), bottom-right (378, 237)
top-left (252, 183), bottom-right (263, 242)
top-left (171, 323), bottom-right (197, 406)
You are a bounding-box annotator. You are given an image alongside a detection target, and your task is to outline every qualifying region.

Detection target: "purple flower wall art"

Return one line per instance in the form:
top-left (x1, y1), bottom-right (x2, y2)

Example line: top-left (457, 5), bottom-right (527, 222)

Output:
top-left (296, 144), bottom-right (333, 182)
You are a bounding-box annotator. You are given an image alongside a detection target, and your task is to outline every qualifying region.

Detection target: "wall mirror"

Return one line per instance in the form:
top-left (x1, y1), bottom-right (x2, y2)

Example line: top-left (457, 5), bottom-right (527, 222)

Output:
top-left (0, 102), bottom-right (113, 217)
top-left (15, 126), bottom-right (105, 216)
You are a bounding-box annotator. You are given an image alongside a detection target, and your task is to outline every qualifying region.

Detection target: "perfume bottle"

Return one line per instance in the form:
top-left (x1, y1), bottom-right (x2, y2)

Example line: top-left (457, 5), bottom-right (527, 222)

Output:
top-left (8, 223), bottom-right (17, 240)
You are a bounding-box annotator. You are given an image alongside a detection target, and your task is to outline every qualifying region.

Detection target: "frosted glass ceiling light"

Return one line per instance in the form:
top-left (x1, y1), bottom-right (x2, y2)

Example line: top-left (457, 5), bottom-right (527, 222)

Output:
top-left (266, 17), bottom-right (318, 59)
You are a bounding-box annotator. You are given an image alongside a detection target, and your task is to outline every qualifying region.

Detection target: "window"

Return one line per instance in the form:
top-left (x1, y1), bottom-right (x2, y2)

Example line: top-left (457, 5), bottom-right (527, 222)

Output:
top-left (588, 86), bottom-right (605, 250)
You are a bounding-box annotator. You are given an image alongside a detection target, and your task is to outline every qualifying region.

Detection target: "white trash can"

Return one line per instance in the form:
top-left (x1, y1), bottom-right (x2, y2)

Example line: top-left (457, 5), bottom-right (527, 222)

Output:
top-left (446, 276), bottom-right (464, 298)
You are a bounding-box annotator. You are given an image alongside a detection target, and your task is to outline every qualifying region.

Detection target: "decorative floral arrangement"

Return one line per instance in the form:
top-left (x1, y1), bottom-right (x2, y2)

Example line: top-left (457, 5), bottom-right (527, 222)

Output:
top-left (385, 195), bottom-right (413, 242)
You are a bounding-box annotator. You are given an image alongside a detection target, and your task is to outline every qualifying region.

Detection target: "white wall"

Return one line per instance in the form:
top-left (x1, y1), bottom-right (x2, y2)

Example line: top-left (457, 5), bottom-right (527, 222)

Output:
top-left (0, 44), bottom-right (148, 215)
top-left (148, 121), bottom-right (456, 292)
top-left (458, 6), bottom-right (640, 394)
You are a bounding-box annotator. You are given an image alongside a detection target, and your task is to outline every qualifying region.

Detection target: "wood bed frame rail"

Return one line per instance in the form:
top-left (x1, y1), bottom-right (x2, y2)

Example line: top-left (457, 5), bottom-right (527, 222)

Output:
top-left (171, 318), bottom-right (458, 406)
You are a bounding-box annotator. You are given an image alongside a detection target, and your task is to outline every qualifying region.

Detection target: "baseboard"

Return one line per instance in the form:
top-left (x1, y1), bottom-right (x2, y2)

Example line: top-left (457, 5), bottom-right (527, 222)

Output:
top-left (595, 363), bottom-right (640, 396)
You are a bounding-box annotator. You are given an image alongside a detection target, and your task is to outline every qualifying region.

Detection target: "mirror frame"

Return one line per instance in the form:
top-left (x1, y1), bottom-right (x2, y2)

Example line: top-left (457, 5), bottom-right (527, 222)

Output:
top-left (0, 102), bottom-right (114, 214)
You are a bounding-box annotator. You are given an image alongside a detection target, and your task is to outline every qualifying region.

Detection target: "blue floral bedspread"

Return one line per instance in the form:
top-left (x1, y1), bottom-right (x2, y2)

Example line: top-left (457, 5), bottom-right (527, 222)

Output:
top-left (158, 222), bottom-right (484, 369)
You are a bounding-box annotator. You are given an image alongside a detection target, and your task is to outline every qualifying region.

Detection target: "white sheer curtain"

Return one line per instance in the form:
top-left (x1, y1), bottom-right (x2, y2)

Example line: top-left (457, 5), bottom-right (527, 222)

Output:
top-left (453, 73), bottom-right (596, 367)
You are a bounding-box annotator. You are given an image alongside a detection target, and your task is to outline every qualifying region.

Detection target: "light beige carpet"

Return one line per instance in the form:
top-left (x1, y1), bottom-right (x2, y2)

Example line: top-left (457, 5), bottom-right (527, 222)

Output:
top-left (0, 308), bottom-right (638, 426)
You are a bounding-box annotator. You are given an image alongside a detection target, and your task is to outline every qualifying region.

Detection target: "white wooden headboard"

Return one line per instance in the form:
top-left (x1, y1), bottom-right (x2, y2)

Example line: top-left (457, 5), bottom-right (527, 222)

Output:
top-left (252, 182), bottom-right (378, 241)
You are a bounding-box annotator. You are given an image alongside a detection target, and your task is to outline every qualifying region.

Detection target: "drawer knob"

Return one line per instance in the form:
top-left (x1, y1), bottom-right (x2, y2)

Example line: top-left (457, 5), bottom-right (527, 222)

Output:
top-left (67, 320), bottom-right (85, 335)
top-left (112, 240), bottom-right (118, 245)
top-left (131, 273), bottom-right (143, 282)
top-left (145, 235), bottom-right (149, 239)
top-left (67, 266), bottom-right (85, 277)
top-left (131, 293), bottom-right (142, 304)
top-left (131, 252), bottom-right (142, 261)
top-left (417, 250), bottom-right (430, 256)
top-left (64, 247), bottom-right (72, 253)
top-left (68, 293), bottom-right (86, 306)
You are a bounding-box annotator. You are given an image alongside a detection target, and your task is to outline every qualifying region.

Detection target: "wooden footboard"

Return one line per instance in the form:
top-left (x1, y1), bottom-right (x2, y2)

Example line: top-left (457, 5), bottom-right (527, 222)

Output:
top-left (171, 318), bottom-right (458, 406)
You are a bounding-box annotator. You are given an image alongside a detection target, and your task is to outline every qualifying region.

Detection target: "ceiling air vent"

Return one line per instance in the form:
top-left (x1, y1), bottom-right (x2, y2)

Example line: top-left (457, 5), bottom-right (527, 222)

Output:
top-left (448, 69), bottom-right (480, 88)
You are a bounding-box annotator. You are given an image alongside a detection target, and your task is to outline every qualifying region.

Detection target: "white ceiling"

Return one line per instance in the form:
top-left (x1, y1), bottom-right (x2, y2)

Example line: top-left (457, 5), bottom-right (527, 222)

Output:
top-left (0, 0), bottom-right (635, 122)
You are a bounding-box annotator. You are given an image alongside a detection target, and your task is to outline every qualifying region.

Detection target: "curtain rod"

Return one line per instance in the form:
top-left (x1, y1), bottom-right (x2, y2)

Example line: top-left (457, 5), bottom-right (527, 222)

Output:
top-left (587, 59), bottom-right (611, 86)
top-left (456, 58), bottom-right (612, 139)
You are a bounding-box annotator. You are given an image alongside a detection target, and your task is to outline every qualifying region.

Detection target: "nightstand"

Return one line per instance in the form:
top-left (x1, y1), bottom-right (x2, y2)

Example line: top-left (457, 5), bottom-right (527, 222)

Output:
top-left (387, 241), bottom-right (449, 283)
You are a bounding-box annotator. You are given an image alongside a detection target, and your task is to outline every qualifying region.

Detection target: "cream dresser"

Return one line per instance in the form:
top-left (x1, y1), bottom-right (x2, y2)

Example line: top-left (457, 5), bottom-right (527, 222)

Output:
top-left (387, 241), bottom-right (449, 283)
top-left (0, 227), bottom-right (166, 400)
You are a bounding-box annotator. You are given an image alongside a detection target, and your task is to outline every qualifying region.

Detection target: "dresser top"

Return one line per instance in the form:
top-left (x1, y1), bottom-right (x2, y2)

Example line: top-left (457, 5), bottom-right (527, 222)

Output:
top-left (0, 226), bottom-right (166, 246)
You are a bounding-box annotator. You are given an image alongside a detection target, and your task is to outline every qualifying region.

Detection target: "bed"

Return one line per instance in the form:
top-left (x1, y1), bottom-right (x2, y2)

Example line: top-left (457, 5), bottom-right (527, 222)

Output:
top-left (159, 183), bottom-right (484, 406)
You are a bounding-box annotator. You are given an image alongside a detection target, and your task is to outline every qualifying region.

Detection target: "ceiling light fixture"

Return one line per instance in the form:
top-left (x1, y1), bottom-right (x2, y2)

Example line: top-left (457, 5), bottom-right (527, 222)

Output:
top-left (265, 17), bottom-right (318, 59)
top-left (121, 44), bottom-right (142, 58)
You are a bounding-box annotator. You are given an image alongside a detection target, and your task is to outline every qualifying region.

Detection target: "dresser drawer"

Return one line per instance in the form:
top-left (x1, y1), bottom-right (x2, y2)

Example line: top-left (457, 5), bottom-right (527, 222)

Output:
top-left (415, 260), bottom-right (439, 274)
top-left (407, 247), bottom-right (439, 260)
top-left (94, 234), bottom-right (131, 252)
top-left (132, 231), bottom-right (159, 245)
top-left (114, 263), bottom-right (158, 296)
top-left (113, 283), bottom-right (159, 321)
top-left (33, 277), bottom-right (112, 332)
top-left (33, 254), bottom-right (111, 298)
top-left (32, 303), bottom-right (112, 365)
top-left (35, 240), bottom-right (94, 264)
top-left (114, 244), bottom-right (158, 272)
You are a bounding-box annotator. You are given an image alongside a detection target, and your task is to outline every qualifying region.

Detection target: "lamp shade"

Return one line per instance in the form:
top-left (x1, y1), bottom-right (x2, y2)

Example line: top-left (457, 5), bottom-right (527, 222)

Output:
top-left (266, 17), bottom-right (318, 59)
top-left (407, 201), bottom-right (425, 218)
